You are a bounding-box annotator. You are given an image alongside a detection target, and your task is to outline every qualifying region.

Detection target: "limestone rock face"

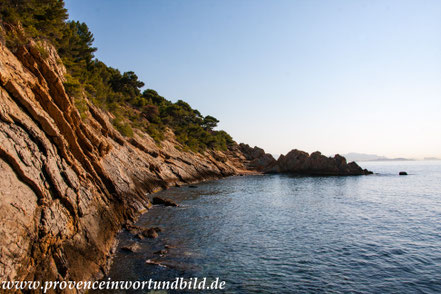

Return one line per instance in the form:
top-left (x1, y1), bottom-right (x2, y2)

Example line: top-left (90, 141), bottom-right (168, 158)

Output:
top-left (0, 40), bottom-right (251, 285)
top-left (264, 150), bottom-right (372, 176)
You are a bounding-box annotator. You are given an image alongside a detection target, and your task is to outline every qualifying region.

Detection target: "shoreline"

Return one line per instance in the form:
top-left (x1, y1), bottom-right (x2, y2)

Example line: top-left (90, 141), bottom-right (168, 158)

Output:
top-left (101, 161), bottom-right (441, 293)
top-left (0, 34), bottom-right (370, 286)
top-left (94, 172), bottom-right (240, 282)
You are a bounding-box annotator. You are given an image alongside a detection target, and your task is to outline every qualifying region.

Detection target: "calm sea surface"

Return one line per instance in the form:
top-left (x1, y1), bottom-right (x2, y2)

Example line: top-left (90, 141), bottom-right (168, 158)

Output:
top-left (105, 161), bottom-right (441, 293)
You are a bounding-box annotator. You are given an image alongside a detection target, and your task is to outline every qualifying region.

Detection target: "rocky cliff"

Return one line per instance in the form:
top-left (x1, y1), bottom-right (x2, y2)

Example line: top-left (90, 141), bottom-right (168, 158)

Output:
top-left (0, 38), bottom-right (370, 289)
top-left (0, 40), bottom-right (265, 285)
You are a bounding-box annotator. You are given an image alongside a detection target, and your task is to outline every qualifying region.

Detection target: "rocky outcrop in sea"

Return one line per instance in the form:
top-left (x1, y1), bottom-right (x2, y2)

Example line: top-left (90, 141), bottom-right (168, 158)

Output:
top-left (265, 149), bottom-right (372, 176)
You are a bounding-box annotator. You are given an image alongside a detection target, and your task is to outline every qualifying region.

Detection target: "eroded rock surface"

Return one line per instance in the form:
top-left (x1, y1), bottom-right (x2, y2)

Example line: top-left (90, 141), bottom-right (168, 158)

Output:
top-left (0, 40), bottom-right (252, 286)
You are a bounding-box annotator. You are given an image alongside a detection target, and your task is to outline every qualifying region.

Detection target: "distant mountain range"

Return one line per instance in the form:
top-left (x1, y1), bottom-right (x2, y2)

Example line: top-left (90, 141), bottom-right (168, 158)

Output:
top-left (342, 153), bottom-right (441, 162)
top-left (424, 157), bottom-right (441, 161)
top-left (342, 153), bottom-right (415, 162)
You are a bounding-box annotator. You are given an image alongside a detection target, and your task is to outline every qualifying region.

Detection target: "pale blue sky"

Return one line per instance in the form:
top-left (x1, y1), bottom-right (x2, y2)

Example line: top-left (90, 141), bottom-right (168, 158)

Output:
top-left (65, 0), bottom-right (441, 158)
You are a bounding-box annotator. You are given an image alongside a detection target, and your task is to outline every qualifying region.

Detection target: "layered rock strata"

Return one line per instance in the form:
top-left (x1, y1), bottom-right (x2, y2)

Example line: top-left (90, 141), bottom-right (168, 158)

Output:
top-left (0, 40), bottom-right (250, 285)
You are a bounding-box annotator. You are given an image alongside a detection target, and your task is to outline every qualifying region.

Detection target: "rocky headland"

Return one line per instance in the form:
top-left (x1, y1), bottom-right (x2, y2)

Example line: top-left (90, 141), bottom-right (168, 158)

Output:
top-left (0, 39), bottom-right (280, 284)
top-left (264, 149), bottom-right (372, 176)
top-left (0, 38), bottom-right (370, 288)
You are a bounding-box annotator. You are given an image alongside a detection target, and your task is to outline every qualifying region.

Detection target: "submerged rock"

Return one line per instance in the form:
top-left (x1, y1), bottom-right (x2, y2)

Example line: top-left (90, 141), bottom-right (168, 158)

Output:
top-left (145, 259), bottom-right (198, 271)
top-left (152, 196), bottom-right (178, 206)
top-left (121, 242), bottom-right (141, 252)
top-left (154, 249), bottom-right (168, 256)
top-left (145, 259), bottom-right (164, 267)
top-left (144, 229), bottom-right (158, 239)
top-left (141, 227), bottom-right (161, 239)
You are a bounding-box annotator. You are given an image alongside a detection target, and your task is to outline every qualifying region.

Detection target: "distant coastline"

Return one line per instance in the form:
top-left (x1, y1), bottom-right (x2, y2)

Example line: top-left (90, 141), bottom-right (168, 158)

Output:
top-left (343, 153), bottom-right (441, 163)
top-left (424, 157), bottom-right (441, 161)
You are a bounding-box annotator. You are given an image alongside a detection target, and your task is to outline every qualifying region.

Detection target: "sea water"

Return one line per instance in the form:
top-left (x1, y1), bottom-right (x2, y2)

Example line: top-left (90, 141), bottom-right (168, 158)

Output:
top-left (104, 160), bottom-right (441, 293)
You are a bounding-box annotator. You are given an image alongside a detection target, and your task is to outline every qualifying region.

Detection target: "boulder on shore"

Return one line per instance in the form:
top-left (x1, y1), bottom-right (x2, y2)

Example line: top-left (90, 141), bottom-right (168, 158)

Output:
top-left (152, 196), bottom-right (178, 207)
top-left (125, 224), bottom-right (162, 239)
top-left (264, 149), bottom-right (372, 176)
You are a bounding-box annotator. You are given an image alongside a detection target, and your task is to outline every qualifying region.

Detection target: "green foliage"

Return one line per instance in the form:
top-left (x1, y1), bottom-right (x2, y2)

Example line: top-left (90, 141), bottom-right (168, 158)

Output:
top-left (60, 21), bottom-right (96, 64)
top-left (74, 97), bottom-right (89, 120)
top-left (202, 115), bottom-right (219, 130)
top-left (110, 70), bottom-right (144, 100)
top-left (0, 0), bottom-right (67, 47)
top-left (1, 0), bottom-right (235, 151)
top-left (63, 74), bottom-right (82, 97)
top-left (146, 124), bottom-right (164, 143)
top-left (34, 42), bottom-right (49, 58)
top-left (2, 27), bottom-right (26, 50)
top-left (112, 116), bottom-right (134, 138)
